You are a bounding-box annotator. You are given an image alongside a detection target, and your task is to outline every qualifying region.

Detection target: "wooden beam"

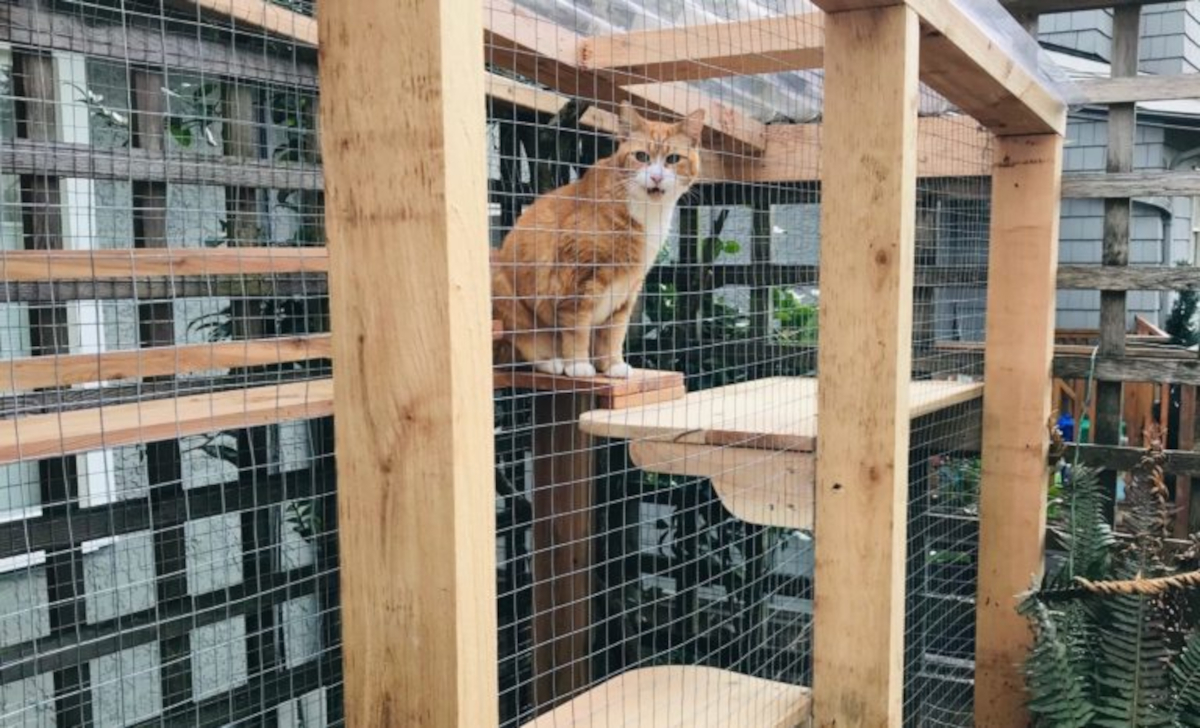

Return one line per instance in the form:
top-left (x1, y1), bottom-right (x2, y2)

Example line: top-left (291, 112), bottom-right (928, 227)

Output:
top-left (814, 6), bottom-right (918, 727)
top-left (1062, 171), bottom-right (1200, 198)
top-left (0, 248), bottom-right (328, 281)
top-left (1078, 74), bottom-right (1200, 105)
top-left (190, 0), bottom-right (318, 45)
top-left (1063, 443), bottom-right (1200, 476)
top-left (319, 0), bottom-right (497, 726)
top-left (578, 14), bottom-right (824, 83)
top-left (0, 380), bottom-right (332, 464)
top-left (0, 275), bottom-right (326, 303)
top-left (1057, 264), bottom-right (1200, 291)
top-left (1055, 355), bottom-right (1200, 385)
top-left (907, 0), bottom-right (1067, 136)
top-left (0, 336), bottom-right (331, 391)
top-left (974, 134), bottom-right (1063, 728)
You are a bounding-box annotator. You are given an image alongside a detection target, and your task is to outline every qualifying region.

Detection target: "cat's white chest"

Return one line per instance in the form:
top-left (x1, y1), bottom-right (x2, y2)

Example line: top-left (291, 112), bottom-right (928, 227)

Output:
top-left (629, 199), bottom-right (678, 273)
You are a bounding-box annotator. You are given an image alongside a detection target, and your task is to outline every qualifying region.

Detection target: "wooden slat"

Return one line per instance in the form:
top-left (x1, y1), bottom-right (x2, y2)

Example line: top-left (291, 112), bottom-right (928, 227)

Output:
top-left (1063, 443), bottom-right (1200, 476)
top-left (495, 367), bottom-right (684, 409)
top-left (0, 336), bottom-right (331, 391)
top-left (813, 6), bottom-right (917, 725)
top-left (906, 0), bottom-right (1068, 136)
top-left (1057, 264), bottom-right (1200, 291)
top-left (0, 248), bottom-right (328, 282)
top-left (319, 0), bottom-right (498, 725)
top-left (0, 275), bottom-right (326, 303)
top-left (192, 0), bottom-right (318, 45)
top-left (1078, 74), bottom-right (1200, 105)
top-left (1178, 387), bottom-right (1198, 536)
top-left (0, 379), bottom-right (332, 464)
top-left (0, 140), bottom-right (323, 190)
top-left (578, 13), bottom-right (824, 83)
top-left (1055, 355), bottom-right (1200, 386)
top-left (1061, 171), bottom-right (1200, 198)
top-left (975, 134), bottom-right (1063, 728)
top-left (520, 666), bottom-right (811, 728)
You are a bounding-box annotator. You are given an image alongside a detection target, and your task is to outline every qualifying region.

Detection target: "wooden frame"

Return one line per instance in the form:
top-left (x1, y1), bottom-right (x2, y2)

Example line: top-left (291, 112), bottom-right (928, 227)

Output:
top-left (319, 1), bottom-right (498, 727)
top-left (812, 6), bottom-right (919, 725)
top-left (974, 135), bottom-right (1063, 727)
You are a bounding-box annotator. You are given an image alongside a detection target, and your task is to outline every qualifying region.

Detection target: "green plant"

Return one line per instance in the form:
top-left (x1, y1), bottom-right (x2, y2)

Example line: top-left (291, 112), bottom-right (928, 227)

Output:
top-left (1021, 434), bottom-right (1200, 726)
top-left (771, 287), bottom-right (818, 345)
top-left (164, 82), bottom-right (222, 148)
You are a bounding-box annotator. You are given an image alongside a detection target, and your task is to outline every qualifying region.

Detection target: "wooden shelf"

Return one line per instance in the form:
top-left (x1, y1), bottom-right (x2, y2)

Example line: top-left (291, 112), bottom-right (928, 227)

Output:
top-left (579, 377), bottom-right (983, 528)
top-left (520, 666), bottom-right (810, 728)
top-left (495, 367), bottom-right (685, 409)
top-left (0, 379), bottom-right (332, 464)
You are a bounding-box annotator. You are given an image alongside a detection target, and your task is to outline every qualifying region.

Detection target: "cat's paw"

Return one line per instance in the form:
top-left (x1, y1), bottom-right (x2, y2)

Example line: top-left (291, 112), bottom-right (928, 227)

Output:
top-left (563, 360), bottom-right (597, 378)
top-left (604, 362), bottom-right (633, 379)
top-left (535, 358), bottom-right (566, 375)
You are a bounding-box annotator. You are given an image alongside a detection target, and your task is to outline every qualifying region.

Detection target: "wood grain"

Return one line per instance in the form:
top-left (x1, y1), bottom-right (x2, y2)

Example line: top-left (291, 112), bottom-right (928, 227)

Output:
top-left (0, 248), bottom-right (328, 281)
top-left (1055, 355), bottom-right (1200, 386)
top-left (0, 379), bottom-right (333, 464)
top-left (1057, 264), bottom-right (1200, 291)
top-left (974, 134), bottom-right (1064, 728)
top-left (319, 0), bottom-right (498, 724)
top-left (813, 7), bottom-right (918, 725)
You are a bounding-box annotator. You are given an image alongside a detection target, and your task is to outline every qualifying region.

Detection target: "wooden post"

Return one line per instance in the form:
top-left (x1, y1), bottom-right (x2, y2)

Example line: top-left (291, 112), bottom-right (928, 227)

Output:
top-left (318, 0), bottom-right (498, 726)
top-left (531, 393), bottom-right (595, 709)
top-left (813, 6), bottom-right (918, 727)
top-left (974, 134), bottom-right (1064, 727)
top-left (1097, 5), bottom-right (1140, 521)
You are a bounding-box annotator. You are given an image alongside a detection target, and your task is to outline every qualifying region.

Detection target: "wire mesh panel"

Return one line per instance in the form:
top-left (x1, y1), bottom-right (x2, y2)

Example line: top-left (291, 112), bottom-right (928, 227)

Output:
top-left (0, 1), bottom-right (337, 726)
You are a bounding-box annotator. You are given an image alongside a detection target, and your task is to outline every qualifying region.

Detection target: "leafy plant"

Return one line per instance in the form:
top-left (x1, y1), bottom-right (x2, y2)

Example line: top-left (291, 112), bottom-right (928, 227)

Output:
top-left (164, 82), bottom-right (222, 149)
top-left (1022, 430), bottom-right (1200, 726)
top-left (1165, 263), bottom-right (1199, 348)
top-left (285, 500), bottom-right (322, 543)
top-left (771, 287), bottom-right (818, 345)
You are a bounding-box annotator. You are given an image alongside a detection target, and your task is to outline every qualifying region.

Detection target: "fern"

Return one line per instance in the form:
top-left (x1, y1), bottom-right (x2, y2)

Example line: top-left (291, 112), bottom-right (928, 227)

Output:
top-left (1173, 631), bottom-right (1200, 726)
top-left (1019, 596), bottom-right (1095, 727)
top-left (1090, 582), bottom-right (1174, 727)
top-left (1054, 465), bottom-right (1115, 583)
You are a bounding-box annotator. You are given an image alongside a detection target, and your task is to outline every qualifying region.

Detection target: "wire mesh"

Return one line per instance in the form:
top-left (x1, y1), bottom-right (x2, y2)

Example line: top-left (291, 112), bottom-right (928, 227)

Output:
top-left (0, 1), bottom-right (336, 726)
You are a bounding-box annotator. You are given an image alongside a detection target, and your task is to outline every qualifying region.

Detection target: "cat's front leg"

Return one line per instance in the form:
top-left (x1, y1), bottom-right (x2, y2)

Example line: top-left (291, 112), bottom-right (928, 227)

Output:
top-left (594, 299), bottom-right (635, 378)
top-left (559, 312), bottom-right (597, 378)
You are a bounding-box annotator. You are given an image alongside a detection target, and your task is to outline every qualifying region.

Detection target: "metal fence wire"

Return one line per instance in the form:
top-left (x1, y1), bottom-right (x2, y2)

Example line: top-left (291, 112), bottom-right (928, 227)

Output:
top-left (1, 0), bottom-right (1006, 726)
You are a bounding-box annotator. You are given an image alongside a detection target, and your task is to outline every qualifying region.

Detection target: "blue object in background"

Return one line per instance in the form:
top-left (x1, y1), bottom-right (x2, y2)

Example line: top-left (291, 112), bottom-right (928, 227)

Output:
top-left (1057, 412), bottom-right (1075, 442)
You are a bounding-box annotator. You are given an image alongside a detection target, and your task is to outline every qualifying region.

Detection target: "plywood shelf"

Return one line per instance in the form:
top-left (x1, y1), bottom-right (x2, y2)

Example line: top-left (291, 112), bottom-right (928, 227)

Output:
top-left (0, 379), bottom-right (333, 464)
top-left (520, 666), bottom-right (810, 728)
top-left (579, 377), bottom-right (983, 528)
top-left (0, 248), bottom-right (328, 282)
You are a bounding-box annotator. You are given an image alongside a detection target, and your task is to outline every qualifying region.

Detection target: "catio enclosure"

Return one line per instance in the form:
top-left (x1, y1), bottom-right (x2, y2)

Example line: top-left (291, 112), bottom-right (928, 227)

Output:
top-left (0, 0), bottom-right (1073, 727)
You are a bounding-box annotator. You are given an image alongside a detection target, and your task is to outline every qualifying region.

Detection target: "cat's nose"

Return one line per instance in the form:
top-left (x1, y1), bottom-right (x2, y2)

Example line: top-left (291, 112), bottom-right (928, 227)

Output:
top-left (649, 171), bottom-right (664, 184)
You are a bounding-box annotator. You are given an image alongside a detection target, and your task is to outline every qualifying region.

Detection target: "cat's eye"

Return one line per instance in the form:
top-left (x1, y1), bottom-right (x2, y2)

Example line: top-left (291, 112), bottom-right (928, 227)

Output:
top-left (665, 154), bottom-right (683, 165)
top-left (634, 151), bottom-right (651, 164)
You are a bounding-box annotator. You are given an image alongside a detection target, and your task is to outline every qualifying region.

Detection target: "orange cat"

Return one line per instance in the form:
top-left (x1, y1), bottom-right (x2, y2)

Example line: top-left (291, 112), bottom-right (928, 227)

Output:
top-left (493, 103), bottom-right (704, 378)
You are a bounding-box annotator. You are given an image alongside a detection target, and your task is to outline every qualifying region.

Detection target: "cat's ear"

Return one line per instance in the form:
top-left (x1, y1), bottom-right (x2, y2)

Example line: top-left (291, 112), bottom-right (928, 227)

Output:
top-left (619, 102), bottom-right (646, 139)
top-left (681, 109), bottom-right (706, 143)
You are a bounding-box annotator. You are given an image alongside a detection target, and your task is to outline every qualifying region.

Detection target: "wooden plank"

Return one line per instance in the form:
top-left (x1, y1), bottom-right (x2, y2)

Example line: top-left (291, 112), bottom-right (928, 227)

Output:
top-left (1055, 355), bottom-right (1200, 386)
top-left (578, 377), bottom-right (983, 451)
top-left (1078, 74), bottom-right (1200, 105)
top-left (191, 0), bottom-right (318, 45)
top-left (0, 4), bottom-right (318, 89)
top-left (1062, 443), bottom-right (1200, 476)
top-left (0, 275), bottom-right (327, 303)
top-left (0, 248), bottom-right (328, 281)
top-left (0, 337), bottom-right (331, 391)
top-left (520, 666), bottom-right (811, 728)
top-left (813, 7), bottom-right (918, 726)
top-left (0, 380), bottom-right (332, 463)
top-left (0, 140), bottom-right (323, 190)
top-left (1062, 171), bottom-right (1200, 198)
top-left (495, 367), bottom-right (683, 408)
top-left (319, 0), bottom-right (497, 725)
top-left (629, 441), bottom-right (815, 529)
top-left (1057, 264), bottom-right (1200, 291)
top-left (974, 134), bottom-right (1063, 728)
top-left (904, 0), bottom-right (1067, 136)
top-left (578, 13), bottom-right (824, 83)
top-left (1183, 387), bottom-right (1200, 535)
